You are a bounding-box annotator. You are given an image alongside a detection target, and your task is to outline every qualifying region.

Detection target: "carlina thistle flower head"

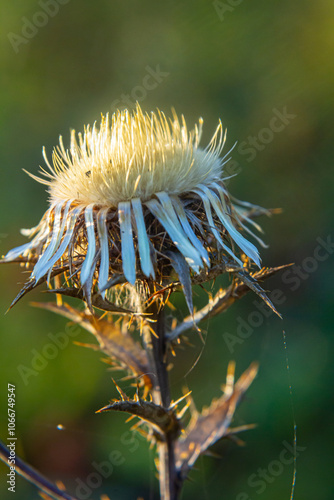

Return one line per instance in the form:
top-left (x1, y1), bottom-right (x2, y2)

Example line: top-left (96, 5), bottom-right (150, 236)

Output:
top-left (2, 104), bottom-right (267, 311)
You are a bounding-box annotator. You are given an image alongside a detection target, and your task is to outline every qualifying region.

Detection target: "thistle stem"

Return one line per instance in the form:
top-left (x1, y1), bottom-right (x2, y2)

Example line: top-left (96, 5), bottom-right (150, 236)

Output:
top-left (0, 439), bottom-right (77, 500)
top-left (144, 300), bottom-right (181, 500)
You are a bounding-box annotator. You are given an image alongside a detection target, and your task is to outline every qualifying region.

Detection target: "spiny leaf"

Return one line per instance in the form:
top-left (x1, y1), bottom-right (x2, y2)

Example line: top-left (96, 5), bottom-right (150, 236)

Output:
top-left (32, 302), bottom-right (153, 389)
top-left (236, 270), bottom-right (281, 318)
top-left (97, 392), bottom-right (181, 439)
top-left (5, 265), bottom-right (70, 311)
top-left (168, 264), bottom-right (292, 340)
top-left (175, 362), bottom-right (258, 476)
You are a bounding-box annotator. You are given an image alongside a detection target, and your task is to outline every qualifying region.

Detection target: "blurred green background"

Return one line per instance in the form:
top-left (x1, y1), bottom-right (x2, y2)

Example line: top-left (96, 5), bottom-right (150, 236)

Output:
top-left (0, 0), bottom-right (333, 499)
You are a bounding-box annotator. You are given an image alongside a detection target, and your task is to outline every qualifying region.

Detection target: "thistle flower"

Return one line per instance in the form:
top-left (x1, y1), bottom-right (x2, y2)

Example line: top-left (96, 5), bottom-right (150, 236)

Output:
top-left (2, 104), bottom-right (265, 309)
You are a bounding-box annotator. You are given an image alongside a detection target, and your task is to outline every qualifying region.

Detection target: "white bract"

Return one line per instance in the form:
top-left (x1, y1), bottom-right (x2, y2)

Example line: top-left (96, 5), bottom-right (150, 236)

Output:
top-left (3, 104), bottom-right (264, 299)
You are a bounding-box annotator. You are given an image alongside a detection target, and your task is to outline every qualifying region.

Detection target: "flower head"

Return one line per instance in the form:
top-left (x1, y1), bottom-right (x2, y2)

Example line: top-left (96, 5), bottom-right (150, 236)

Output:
top-left (2, 104), bottom-right (265, 310)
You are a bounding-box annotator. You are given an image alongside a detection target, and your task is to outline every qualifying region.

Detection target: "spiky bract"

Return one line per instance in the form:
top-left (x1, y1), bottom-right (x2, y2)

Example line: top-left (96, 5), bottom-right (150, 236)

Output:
top-left (2, 104), bottom-right (265, 309)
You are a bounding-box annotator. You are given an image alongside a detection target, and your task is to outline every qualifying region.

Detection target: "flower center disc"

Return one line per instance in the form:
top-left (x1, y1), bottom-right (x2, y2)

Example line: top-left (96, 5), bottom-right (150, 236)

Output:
top-left (46, 106), bottom-right (224, 207)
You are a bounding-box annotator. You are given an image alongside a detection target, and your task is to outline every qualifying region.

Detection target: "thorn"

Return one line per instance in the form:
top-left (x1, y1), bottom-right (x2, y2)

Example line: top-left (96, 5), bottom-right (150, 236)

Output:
top-left (169, 345), bottom-right (176, 357)
top-left (144, 321), bottom-right (159, 337)
top-left (131, 425), bottom-right (147, 439)
top-left (112, 379), bottom-right (130, 401)
top-left (166, 300), bottom-right (176, 311)
top-left (170, 391), bottom-right (192, 409)
top-left (222, 360), bottom-right (235, 396)
top-left (228, 423), bottom-right (257, 434)
top-left (176, 401), bottom-right (191, 420)
top-left (197, 328), bottom-right (205, 344)
top-left (125, 415), bottom-right (136, 423)
top-left (203, 450), bottom-right (222, 459)
top-left (95, 405), bottom-right (109, 414)
top-left (226, 434), bottom-right (246, 447)
top-left (72, 341), bottom-right (99, 350)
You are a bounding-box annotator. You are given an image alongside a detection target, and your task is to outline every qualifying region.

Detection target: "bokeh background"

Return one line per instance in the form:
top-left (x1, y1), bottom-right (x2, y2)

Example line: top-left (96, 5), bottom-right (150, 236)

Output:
top-left (0, 1), bottom-right (333, 499)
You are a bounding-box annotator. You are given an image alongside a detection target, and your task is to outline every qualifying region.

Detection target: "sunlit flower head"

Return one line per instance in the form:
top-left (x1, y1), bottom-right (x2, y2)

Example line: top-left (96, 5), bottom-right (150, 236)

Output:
top-left (2, 104), bottom-right (265, 309)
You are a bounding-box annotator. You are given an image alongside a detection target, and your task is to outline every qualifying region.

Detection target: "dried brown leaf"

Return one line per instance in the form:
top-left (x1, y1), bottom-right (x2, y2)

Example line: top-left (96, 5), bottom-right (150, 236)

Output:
top-left (175, 362), bottom-right (258, 475)
top-left (97, 392), bottom-right (181, 439)
top-left (32, 302), bottom-right (153, 389)
top-left (168, 264), bottom-right (292, 340)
